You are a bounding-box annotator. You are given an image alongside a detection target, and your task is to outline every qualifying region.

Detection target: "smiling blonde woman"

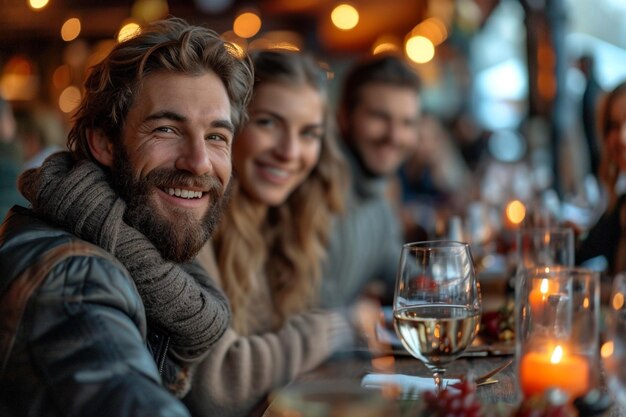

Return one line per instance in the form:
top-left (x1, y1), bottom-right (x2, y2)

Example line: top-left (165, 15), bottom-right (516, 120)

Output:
top-left (186, 50), bottom-right (372, 417)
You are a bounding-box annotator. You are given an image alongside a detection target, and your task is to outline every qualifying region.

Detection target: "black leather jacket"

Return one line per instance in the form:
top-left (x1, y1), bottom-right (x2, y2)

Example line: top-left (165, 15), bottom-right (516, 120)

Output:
top-left (0, 207), bottom-right (191, 417)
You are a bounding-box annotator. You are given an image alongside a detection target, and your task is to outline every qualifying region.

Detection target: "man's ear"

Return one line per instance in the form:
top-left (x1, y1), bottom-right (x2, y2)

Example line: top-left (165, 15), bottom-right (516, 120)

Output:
top-left (87, 129), bottom-right (114, 167)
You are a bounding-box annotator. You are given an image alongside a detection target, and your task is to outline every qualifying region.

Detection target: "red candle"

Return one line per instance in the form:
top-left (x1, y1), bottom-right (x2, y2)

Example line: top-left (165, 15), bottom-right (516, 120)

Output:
top-left (519, 344), bottom-right (590, 399)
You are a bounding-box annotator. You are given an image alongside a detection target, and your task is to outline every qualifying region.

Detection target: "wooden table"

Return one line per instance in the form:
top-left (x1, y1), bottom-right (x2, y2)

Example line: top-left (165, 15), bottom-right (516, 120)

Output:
top-left (262, 350), bottom-right (624, 416)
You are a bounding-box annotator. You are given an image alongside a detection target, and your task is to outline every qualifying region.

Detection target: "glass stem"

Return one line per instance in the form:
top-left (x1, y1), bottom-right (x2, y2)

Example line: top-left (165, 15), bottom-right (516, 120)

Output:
top-left (432, 369), bottom-right (446, 393)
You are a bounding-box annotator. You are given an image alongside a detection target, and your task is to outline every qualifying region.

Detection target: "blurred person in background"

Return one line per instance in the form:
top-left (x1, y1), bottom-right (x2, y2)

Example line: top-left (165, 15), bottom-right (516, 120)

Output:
top-left (318, 54), bottom-right (422, 308)
top-left (0, 17), bottom-right (252, 417)
top-left (577, 54), bottom-right (603, 178)
top-left (0, 96), bottom-right (27, 219)
top-left (398, 112), bottom-right (475, 242)
top-left (576, 81), bottom-right (626, 276)
top-left (187, 50), bottom-right (375, 417)
top-left (15, 106), bottom-right (65, 171)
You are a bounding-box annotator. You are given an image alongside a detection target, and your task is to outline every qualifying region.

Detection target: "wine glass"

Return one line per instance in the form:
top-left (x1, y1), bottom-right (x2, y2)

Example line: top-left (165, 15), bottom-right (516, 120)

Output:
top-left (393, 240), bottom-right (482, 392)
top-left (603, 272), bottom-right (626, 409)
top-left (512, 227), bottom-right (574, 291)
top-left (516, 227), bottom-right (574, 270)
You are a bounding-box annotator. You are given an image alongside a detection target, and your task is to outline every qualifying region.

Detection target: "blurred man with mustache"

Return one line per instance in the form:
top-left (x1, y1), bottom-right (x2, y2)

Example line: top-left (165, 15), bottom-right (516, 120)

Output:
top-left (0, 17), bottom-right (253, 417)
top-left (319, 54), bottom-right (422, 308)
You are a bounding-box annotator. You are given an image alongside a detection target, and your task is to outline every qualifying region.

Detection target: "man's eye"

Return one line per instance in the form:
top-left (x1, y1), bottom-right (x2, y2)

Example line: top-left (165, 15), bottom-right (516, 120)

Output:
top-left (206, 133), bottom-right (229, 142)
top-left (155, 126), bottom-right (175, 134)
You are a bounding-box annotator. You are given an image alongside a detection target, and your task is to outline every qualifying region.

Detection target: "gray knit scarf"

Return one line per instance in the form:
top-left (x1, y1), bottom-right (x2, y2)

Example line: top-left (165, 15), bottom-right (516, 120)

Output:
top-left (19, 151), bottom-right (230, 361)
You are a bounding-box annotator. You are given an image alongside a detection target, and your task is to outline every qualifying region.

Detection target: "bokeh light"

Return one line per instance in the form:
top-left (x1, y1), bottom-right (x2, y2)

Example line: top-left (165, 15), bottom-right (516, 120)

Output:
top-left (372, 35), bottom-right (401, 55)
top-left (118, 22), bottom-right (142, 43)
top-left (61, 18), bottom-right (82, 42)
top-left (132, 0), bottom-right (169, 22)
top-left (601, 341), bottom-right (614, 359)
top-left (29, 0), bottom-right (49, 10)
top-left (331, 4), bottom-right (359, 30)
top-left (411, 17), bottom-right (448, 46)
top-left (58, 86), bottom-right (82, 114)
top-left (0, 56), bottom-right (38, 101)
top-left (233, 12), bottom-right (262, 39)
top-left (505, 200), bottom-right (526, 225)
top-left (405, 35), bottom-right (435, 64)
top-left (52, 65), bottom-right (71, 90)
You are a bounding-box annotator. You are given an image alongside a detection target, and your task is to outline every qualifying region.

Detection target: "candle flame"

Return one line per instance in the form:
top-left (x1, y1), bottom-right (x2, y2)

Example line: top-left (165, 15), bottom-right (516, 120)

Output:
top-left (540, 279), bottom-right (549, 295)
top-left (550, 345), bottom-right (563, 364)
top-left (613, 293), bottom-right (625, 310)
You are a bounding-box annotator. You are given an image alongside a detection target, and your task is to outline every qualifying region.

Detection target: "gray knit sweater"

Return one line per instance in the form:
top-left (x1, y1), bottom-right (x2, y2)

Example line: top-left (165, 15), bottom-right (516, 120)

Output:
top-left (318, 148), bottom-right (404, 308)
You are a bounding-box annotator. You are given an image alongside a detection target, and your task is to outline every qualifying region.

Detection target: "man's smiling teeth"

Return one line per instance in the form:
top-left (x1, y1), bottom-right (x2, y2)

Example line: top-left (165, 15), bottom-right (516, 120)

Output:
top-left (164, 188), bottom-right (203, 199)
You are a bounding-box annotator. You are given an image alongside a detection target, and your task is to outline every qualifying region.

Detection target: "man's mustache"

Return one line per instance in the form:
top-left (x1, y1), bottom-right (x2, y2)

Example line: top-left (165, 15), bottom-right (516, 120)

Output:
top-left (145, 168), bottom-right (224, 194)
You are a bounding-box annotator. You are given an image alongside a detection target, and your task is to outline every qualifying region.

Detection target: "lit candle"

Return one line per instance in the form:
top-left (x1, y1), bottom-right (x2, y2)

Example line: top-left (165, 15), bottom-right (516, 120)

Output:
top-left (519, 344), bottom-right (590, 399)
top-left (528, 278), bottom-right (551, 313)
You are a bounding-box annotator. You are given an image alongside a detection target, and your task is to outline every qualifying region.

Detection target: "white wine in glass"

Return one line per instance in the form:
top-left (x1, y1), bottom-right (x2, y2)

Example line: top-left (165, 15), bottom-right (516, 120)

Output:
top-left (393, 241), bottom-right (481, 392)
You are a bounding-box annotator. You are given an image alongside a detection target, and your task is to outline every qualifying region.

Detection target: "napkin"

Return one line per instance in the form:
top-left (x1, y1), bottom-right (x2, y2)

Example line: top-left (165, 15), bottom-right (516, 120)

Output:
top-left (361, 373), bottom-right (460, 395)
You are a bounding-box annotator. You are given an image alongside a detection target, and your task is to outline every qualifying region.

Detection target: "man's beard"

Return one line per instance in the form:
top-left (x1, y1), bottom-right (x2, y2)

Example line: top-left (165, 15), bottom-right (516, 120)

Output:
top-left (111, 145), bottom-right (231, 262)
top-left (345, 134), bottom-right (384, 179)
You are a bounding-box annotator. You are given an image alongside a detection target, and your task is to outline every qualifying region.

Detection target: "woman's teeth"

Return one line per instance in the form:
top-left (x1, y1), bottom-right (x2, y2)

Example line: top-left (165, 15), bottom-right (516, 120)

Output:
top-left (263, 166), bottom-right (288, 178)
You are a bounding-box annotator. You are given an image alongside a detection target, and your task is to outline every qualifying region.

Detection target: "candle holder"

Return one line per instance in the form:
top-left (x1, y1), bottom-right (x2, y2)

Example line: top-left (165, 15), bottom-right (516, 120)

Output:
top-left (515, 266), bottom-right (600, 401)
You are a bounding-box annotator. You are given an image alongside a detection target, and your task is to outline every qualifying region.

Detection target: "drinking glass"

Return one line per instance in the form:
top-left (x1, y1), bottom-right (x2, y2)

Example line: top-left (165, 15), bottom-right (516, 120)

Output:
top-left (392, 241), bottom-right (482, 392)
top-left (515, 266), bottom-right (600, 401)
top-left (603, 272), bottom-right (626, 408)
top-left (511, 227), bottom-right (575, 291)
top-left (516, 227), bottom-right (575, 270)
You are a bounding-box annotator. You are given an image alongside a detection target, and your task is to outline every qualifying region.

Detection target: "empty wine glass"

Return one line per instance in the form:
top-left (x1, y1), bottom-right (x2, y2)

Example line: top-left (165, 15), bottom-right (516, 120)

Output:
top-left (516, 227), bottom-right (574, 271)
top-left (393, 241), bottom-right (482, 392)
top-left (602, 272), bottom-right (626, 409)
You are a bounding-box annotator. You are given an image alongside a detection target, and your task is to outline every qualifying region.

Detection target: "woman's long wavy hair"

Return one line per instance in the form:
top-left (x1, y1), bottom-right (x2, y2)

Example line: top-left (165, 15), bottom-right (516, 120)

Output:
top-left (598, 81), bottom-right (626, 210)
top-left (67, 17), bottom-right (254, 162)
top-left (213, 50), bottom-right (348, 334)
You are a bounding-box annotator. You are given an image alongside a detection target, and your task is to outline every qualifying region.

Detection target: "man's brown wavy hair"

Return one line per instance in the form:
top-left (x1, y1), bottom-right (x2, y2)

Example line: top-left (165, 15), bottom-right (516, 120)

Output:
top-left (67, 17), bottom-right (254, 163)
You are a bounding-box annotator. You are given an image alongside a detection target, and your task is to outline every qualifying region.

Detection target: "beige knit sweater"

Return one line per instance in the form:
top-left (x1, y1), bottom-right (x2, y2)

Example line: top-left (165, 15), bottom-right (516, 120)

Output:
top-left (184, 244), bottom-right (355, 417)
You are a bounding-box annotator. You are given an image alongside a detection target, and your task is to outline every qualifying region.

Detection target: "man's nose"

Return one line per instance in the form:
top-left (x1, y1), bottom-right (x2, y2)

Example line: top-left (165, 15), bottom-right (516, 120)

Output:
top-left (387, 121), bottom-right (404, 144)
top-left (175, 135), bottom-right (213, 176)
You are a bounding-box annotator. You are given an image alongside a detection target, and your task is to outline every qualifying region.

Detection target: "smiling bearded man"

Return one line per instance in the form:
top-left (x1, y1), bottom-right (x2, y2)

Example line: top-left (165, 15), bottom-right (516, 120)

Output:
top-left (0, 17), bottom-right (253, 417)
top-left (111, 142), bottom-right (232, 263)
